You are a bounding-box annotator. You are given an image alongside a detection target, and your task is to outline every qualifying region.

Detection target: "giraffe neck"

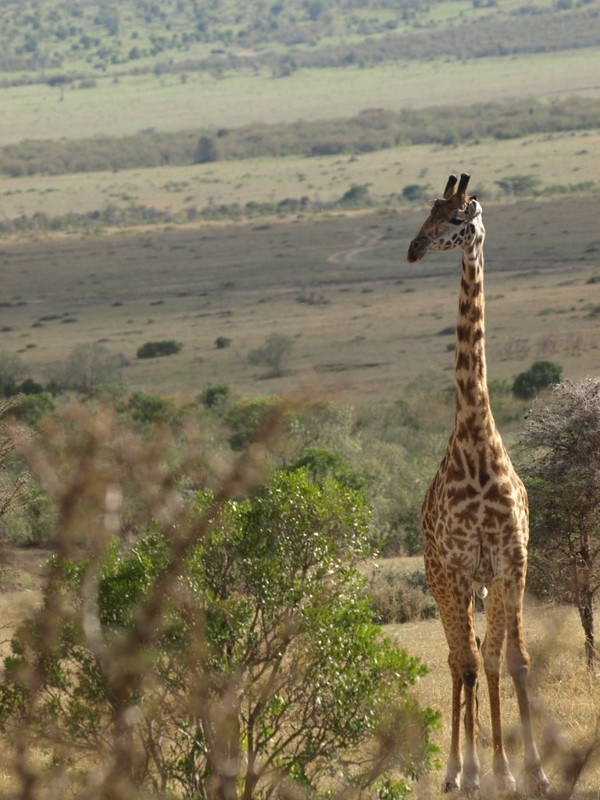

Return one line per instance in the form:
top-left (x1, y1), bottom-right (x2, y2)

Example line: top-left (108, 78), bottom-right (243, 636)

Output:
top-left (453, 236), bottom-right (494, 431)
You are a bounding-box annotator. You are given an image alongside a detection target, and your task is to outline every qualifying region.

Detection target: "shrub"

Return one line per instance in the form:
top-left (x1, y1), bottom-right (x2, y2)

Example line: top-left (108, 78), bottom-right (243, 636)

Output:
top-left (368, 567), bottom-right (437, 624)
top-left (214, 335), bottom-right (231, 349)
top-left (193, 135), bottom-right (218, 163)
top-left (287, 446), bottom-right (366, 490)
top-left (18, 378), bottom-right (44, 395)
top-left (127, 390), bottom-right (176, 425)
top-left (248, 332), bottom-right (293, 378)
top-left (136, 339), bottom-right (182, 359)
top-left (402, 183), bottom-right (431, 203)
top-left (495, 174), bottom-right (541, 197)
top-left (226, 395), bottom-right (280, 449)
top-left (512, 359), bottom-right (562, 399)
top-left (339, 183), bottom-right (371, 206)
top-left (198, 383), bottom-right (233, 412)
top-left (53, 342), bottom-right (120, 393)
top-left (11, 391), bottom-right (56, 428)
top-left (0, 412), bottom-right (439, 799)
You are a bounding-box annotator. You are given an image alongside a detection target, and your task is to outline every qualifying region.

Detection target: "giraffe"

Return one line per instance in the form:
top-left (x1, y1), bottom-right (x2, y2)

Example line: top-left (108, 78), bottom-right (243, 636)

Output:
top-left (407, 173), bottom-right (550, 796)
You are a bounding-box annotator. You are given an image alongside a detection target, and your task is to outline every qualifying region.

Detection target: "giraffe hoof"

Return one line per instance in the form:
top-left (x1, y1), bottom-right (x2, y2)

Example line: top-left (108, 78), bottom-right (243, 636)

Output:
top-left (521, 768), bottom-right (550, 797)
top-left (442, 779), bottom-right (460, 793)
top-left (495, 773), bottom-right (517, 794)
top-left (459, 777), bottom-right (480, 797)
top-left (531, 777), bottom-right (551, 797)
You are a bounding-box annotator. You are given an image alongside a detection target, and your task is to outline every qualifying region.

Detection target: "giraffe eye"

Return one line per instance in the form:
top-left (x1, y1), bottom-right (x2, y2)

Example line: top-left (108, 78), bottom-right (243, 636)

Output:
top-left (450, 217), bottom-right (464, 226)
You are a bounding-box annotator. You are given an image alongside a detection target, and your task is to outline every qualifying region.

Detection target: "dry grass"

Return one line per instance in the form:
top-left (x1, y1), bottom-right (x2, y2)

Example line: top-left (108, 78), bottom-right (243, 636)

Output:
top-left (390, 600), bottom-right (600, 798)
top-left (0, 198), bottom-right (598, 408)
top-left (1, 129), bottom-right (599, 220)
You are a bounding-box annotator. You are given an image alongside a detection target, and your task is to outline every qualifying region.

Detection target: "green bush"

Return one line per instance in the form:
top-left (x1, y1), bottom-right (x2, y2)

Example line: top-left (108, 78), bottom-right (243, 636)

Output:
top-left (288, 446), bottom-right (366, 490)
top-left (11, 391), bottom-right (56, 428)
top-left (127, 390), bottom-right (176, 425)
top-left (0, 468), bottom-right (439, 799)
top-left (512, 360), bottom-right (563, 399)
top-left (198, 383), bottom-right (234, 413)
top-left (225, 395), bottom-right (280, 450)
top-left (136, 339), bottom-right (182, 359)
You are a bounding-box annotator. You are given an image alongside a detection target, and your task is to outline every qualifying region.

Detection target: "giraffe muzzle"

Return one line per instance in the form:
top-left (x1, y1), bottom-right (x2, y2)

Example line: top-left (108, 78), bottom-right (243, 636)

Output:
top-left (407, 235), bottom-right (428, 263)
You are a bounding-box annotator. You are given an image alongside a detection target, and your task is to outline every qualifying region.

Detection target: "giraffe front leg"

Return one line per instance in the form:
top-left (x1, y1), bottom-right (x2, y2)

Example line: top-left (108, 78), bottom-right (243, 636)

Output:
top-left (460, 666), bottom-right (481, 795)
top-left (443, 666), bottom-right (463, 792)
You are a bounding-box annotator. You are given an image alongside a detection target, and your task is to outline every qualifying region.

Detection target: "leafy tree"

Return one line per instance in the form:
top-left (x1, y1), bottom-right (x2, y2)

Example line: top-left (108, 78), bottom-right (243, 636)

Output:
top-left (288, 446), bottom-right (366, 490)
top-left (47, 74), bottom-right (72, 101)
top-left (226, 395), bottom-right (280, 450)
top-left (248, 332), bottom-right (294, 378)
top-left (57, 342), bottom-right (120, 393)
top-left (520, 379), bottom-right (600, 666)
top-left (0, 466), bottom-right (438, 799)
top-left (194, 135), bottom-right (218, 164)
top-left (512, 359), bottom-right (562, 399)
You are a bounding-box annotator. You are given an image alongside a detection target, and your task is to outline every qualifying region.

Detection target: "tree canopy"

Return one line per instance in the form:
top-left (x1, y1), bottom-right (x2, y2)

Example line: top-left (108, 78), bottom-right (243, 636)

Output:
top-left (521, 378), bottom-right (600, 666)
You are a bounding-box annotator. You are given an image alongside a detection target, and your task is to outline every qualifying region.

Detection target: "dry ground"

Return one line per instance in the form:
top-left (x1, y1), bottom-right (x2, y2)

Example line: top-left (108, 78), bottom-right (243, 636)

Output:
top-left (393, 600), bottom-right (600, 799)
top-left (0, 198), bottom-right (598, 407)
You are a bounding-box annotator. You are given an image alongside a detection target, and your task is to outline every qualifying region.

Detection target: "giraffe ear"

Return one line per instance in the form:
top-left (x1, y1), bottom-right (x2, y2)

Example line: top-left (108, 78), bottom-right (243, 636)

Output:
top-left (466, 198), bottom-right (483, 220)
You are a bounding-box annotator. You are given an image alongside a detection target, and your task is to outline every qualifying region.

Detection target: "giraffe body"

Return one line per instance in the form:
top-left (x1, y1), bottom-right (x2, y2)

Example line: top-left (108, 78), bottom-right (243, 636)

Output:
top-left (407, 174), bottom-right (549, 796)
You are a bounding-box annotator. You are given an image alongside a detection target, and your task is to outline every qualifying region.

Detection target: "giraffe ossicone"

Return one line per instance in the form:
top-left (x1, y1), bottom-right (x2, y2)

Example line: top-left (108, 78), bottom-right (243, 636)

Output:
top-left (407, 173), bottom-right (550, 797)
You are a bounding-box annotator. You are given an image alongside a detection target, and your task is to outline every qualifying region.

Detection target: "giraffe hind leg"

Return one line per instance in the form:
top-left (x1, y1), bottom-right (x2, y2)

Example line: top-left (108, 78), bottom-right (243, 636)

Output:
top-left (505, 586), bottom-right (550, 796)
top-left (481, 582), bottom-right (517, 794)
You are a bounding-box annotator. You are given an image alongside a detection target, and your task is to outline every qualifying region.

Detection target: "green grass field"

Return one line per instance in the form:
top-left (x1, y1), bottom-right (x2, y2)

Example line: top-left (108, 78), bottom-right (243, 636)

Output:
top-left (2, 47), bottom-right (600, 147)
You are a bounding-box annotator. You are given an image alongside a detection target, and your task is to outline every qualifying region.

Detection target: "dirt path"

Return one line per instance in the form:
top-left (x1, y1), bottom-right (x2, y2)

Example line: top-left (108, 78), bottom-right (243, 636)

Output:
top-left (327, 229), bottom-right (384, 265)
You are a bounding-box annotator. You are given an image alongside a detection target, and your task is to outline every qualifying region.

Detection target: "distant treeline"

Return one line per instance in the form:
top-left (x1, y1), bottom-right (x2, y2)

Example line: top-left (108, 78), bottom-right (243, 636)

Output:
top-left (2, 96), bottom-right (599, 178)
top-left (259, 5), bottom-right (600, 73)
top-left (0, 191), bottom-right (380, 235)
top-left (0, 2), bottom-right (598, 83)
top-left (1, 177), bottom-right (597, 235)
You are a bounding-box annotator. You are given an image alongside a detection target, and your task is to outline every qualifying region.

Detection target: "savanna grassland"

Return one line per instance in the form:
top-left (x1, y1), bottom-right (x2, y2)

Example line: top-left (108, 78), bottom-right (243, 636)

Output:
top-left (1, 0), bottom-right (600, 797)
top-left (1, 198), bottom-right (599, 403)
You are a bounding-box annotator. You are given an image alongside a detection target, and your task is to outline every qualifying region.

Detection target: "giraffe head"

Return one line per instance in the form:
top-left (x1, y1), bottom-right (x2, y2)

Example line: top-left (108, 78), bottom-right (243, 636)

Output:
top-left (407, 172), bottom-right (483, 263)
